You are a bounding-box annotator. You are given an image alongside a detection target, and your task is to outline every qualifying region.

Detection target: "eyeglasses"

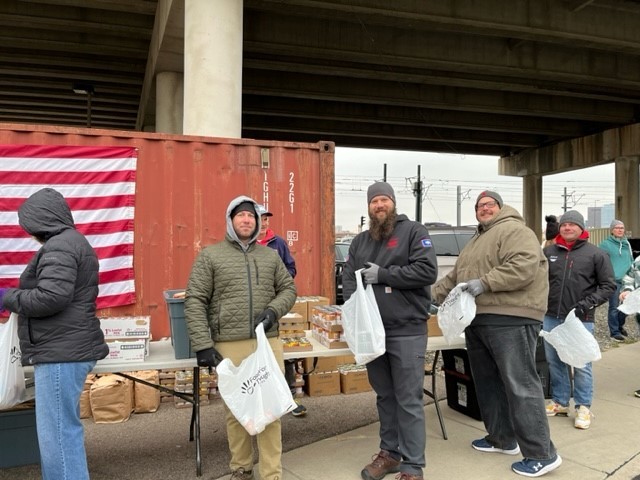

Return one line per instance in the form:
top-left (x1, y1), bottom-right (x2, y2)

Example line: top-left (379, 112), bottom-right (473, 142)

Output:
top-left (476, 201), bottom-right (497, 210)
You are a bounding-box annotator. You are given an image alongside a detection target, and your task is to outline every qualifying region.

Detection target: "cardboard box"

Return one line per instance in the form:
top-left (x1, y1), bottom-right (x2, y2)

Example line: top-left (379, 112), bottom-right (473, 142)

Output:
top-left (340, 369), bottom-right (372, 394)
top-left (99, 339), bottom-right (147, 364)
top-left (427, 314), bottom-right (442, 337)
top-left (100, 316), bottom-right (151, 340)
top-left (289, 299), bottom-right (309, 321)
top-left (305, 371), bottom-right (340, 396)
top-left (306, 296), bottom-right (330, 317)
top-left (303, 356), bottom-right (338, 373)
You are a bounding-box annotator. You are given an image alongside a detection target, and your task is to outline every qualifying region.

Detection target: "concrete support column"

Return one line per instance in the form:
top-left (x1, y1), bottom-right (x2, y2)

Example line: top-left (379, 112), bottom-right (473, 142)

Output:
top-left (615, 156), bottom-right (640, 237)
top-left (156, 71), bottom-right (184, 134)
top-left (183, 0), bottom-right (243, 137)
top-left (522, 174), bottom-right (543, 235)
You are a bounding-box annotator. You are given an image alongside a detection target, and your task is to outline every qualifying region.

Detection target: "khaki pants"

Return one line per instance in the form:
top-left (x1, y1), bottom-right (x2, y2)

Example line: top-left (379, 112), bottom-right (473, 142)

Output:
top-left (217, 337), bottom-right (285, 480)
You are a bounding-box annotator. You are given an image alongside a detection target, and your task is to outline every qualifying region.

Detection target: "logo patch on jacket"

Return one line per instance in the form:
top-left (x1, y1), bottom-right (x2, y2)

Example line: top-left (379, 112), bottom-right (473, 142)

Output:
top-left (387, 237), bottom-right (399, 248)
top-left (549, 255), bottom-right (558, 262)
top-left (421, 238), bottom-right (432, 248)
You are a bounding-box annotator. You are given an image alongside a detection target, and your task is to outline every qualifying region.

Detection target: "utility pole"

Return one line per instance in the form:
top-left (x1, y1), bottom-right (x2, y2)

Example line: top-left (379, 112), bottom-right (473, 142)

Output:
top-left (562, 187), bottom-right (570, 212)
top-left (383, 163), bottom-right (387, 182)
top-left (457, 185), bottom-right (462, 226)
top-left (413, 165), bottom-right (422, 223)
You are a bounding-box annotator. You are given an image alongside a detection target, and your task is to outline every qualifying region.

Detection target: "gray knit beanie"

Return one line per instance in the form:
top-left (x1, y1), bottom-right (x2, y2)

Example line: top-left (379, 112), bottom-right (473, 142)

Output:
top-left (367, 182), bottom-right (396, 204)
top-left (475, 190), bottom-right (503, 208)
top-left (610, 219), bottom-right (624, 231)
top-left (559, 210), bottom-right (585, 231)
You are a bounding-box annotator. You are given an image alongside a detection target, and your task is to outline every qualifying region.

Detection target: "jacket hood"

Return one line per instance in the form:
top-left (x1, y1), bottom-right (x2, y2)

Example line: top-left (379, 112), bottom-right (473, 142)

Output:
top-left (477, 204), bottom-right (523, 233)
top-left (225, 195), bottom-right (261, 249)
top-left (18, 188), bottom-right (75, 240)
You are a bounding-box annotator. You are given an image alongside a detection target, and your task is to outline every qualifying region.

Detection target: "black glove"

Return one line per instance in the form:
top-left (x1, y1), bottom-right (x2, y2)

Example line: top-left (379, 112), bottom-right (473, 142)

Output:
top-left (256, 308), bottom-right (277, 332)
top-left (196, 347), bottom-right (223, 368)
top-left (574, 304), bottom-right (588, 321)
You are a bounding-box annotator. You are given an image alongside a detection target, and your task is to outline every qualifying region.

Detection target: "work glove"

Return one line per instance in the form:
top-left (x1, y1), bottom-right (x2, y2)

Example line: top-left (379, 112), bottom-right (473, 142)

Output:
top-left (196, 347), bottom-right (224, 368)
top-left (362, 262), bottom-right (380, 285)
top-left (462, 279), bottom-right (485, 297)
top-left (574, 303), bottom-right (590, 321)
top-left (256, 307), bottom-right (277, 332)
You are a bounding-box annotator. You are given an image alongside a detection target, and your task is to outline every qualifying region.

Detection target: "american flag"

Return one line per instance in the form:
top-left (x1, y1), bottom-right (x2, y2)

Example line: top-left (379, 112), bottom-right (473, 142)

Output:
top-left (0, 145), bottom-right (137, 310)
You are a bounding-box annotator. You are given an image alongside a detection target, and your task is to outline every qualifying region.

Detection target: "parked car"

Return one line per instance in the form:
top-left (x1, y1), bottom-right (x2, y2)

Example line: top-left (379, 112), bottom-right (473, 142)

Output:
top-left (334, 225), bottom-right (476, 304)
top-left (335, 242), bottom-right (350, 305)
top-left (426, 225), bottom-right (477, 281)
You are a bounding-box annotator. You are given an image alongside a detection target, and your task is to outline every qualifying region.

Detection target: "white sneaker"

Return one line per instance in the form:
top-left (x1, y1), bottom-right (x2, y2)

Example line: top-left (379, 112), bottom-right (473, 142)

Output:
top-left (574, 406), bottom-right (593, 429)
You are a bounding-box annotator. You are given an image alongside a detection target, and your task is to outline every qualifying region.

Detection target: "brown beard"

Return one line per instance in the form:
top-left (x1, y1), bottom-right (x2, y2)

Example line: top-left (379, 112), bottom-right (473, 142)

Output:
top-left (369, 208), bottom-right (397, 241)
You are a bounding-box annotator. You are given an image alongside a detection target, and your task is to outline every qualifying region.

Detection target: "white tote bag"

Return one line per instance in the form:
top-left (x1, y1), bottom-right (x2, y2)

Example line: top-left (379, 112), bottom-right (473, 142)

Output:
top-left (341, 268), bottom-right (386, 365)
top-left (539, 309), bottom-right (601, 368)
top-left (217, 323), bottom-right (297, 435)
top-left (437, 283), bottom-right (476, 345)
top-left (0, 313), bottom-right (27, 410)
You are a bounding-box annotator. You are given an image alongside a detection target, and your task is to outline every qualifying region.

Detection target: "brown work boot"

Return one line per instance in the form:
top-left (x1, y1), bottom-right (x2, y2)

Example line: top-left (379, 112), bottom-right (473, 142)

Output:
top-left (395, 473), bottom-right (424, 480)
top-left (230, 468), bottom-right (254, 480)
top-left (361, 450), bottom-right (401, 480)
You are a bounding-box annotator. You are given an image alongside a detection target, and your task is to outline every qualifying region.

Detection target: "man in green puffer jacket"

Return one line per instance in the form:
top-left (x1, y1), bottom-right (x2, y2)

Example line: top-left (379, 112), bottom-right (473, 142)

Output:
top-left (184, 195), bottom-right (296, 480)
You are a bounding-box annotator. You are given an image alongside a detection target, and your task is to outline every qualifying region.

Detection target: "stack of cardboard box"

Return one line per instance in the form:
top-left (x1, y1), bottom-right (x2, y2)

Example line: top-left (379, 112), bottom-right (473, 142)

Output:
top-left (310, 305), bottom-right (348, 349)
top-left (98, 316), bottom-right (151, 364)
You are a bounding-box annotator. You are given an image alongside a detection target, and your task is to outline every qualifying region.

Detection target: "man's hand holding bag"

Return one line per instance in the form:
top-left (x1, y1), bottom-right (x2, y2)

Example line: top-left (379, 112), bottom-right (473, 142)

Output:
top-left (216, 323), bottom-right (296, 435)
top-left (341, 268), bottom-right (386, 365)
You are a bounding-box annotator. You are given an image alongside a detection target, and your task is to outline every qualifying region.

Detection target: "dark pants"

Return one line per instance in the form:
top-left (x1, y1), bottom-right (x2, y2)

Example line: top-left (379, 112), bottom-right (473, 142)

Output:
top-left (607, 283), bottom-right (627, 336)
top-left (366, 334), bottom-right (427, 476)
top-left (465, 322), bottom-right (556, 460)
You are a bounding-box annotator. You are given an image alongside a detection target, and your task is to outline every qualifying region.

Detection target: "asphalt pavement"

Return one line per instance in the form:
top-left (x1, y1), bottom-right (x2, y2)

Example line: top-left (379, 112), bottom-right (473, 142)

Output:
top-left (216, 340), bottom-right (640, 480)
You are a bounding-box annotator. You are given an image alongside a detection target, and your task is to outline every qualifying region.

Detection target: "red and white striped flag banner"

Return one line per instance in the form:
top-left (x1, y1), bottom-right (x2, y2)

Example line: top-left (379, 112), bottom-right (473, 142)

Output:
top-left (0, 145), bottom-right (137, 310)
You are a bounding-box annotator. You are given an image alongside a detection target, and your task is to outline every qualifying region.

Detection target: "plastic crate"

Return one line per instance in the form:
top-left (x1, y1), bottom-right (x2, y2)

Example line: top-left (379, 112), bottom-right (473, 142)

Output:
top-left (0, 408), bottom-right (41, 468)
top-left (442, 349), bottom-right (482, 421)
top-left (163, 289), bottom-right (196, 360)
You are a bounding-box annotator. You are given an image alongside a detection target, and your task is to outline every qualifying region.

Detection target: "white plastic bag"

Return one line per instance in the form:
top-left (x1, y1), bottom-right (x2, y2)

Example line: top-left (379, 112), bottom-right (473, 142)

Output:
top-left (618, 287), bottom-right (640, 315)
top-left (0, 313), bottom-right (27, 409)
top-left (437, 283), bottom-right (476, 345)
top-left (341, 268), bottom-right (386, 365)
top-left (539, 309), bottom-right (601, 368)
top-left (217, 323), bottom-right (297, 435)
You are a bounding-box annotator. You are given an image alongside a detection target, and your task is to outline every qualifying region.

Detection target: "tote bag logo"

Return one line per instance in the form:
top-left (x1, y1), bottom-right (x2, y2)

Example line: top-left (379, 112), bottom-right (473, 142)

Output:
top-left (10, 345), bottom-right (21, 364)
top-left (240, 365), bottom-right (271, 395)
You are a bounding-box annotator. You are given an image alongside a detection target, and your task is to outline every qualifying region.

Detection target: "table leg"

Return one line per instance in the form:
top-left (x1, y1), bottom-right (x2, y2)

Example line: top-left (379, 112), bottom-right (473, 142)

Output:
top-left (423, 350), bottom-right (448, 440)
top-left (192, 366), bottom-right (202, 476)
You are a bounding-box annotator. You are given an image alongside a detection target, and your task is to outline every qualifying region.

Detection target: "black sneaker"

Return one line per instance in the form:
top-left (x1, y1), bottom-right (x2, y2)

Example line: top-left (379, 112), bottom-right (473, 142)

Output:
top-left (634, 390), bottom-right (640, 398)
top-left (612, 334), bottom-right (625, 342)
top-left (291, 400), bottom-right (307, 417)
top-left (620, 327), bottom-right (628, 337)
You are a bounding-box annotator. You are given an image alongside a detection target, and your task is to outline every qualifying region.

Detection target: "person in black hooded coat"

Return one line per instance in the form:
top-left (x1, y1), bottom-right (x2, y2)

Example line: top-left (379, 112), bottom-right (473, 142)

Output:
top-left (0, 188), bottom-right (108, 480)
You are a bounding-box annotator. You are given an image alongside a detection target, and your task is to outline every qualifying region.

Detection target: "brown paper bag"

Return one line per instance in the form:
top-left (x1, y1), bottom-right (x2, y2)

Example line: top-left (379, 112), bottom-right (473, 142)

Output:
top-left (131, 370), bottom-right (160, 413)
top-left (79, 374), bottom-right (97, 419)
top-left (89, 374), bottom-right (133, 423)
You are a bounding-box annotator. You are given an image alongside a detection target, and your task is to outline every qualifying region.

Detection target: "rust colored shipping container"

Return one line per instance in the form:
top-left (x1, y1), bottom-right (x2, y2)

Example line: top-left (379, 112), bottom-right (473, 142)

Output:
top-left (0, 124), bottom-right (336, 340)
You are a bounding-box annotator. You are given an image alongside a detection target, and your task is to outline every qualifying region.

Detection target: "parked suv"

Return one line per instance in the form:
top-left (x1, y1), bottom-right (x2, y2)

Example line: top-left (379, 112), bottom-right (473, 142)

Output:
top-left (426, 224), bottom-right (476, 280)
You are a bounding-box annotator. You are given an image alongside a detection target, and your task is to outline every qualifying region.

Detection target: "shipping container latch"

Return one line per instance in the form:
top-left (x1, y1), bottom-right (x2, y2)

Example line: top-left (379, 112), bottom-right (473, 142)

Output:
top-left (261, 148), bottom-right (270, 169)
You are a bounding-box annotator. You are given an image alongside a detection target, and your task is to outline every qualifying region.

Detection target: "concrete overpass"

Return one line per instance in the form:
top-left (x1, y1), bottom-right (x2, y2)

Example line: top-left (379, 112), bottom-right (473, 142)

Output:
top-left (1, 0), bottom-right (639, 231)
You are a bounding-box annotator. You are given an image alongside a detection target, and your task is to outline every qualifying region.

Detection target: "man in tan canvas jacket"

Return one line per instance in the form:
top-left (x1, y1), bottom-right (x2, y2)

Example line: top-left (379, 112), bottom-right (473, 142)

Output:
top-left (433, 190), bottom-right (561, 478)
top-left (184, 195), bottom-right (296, 480)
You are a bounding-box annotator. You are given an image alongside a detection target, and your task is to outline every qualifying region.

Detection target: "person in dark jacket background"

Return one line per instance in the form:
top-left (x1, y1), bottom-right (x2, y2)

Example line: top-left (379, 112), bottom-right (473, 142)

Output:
top-left (343, 181), bottom-right (437, 480)
top-left (543, 210), bottom-right (615, 430)
top-left (256, 203), bottom-right (307, 418)
top-left (0, 188), bottom-right (108, 480)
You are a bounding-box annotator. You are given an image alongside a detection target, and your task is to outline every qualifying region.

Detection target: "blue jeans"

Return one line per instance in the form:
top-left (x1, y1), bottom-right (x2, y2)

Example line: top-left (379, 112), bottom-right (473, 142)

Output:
top-left (465, 323), bottom-right (555, 460)
top-left (34, 361), bottom-right (96, 480)
top-left (366, 334), bottom-right (427, 476)
top-left (607, 283), bottom-right (627, 336)
top-left (543, 316), bottom-right (594, 408)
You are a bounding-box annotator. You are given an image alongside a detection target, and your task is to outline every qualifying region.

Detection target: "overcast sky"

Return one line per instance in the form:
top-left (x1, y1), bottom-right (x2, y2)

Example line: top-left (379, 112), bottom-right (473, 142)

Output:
top-left (334, 147), bottom-right (615, 233)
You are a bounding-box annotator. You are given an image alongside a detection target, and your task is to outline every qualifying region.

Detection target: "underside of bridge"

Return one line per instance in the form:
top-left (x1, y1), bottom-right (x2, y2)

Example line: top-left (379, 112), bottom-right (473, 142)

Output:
top-left (1, 0), bottom-right (640, 159)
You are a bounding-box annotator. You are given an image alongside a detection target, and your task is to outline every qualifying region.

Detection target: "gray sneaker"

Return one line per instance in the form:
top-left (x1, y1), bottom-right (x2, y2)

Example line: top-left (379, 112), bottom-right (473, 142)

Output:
top-left (230, 468), bottom-right (254, 480)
